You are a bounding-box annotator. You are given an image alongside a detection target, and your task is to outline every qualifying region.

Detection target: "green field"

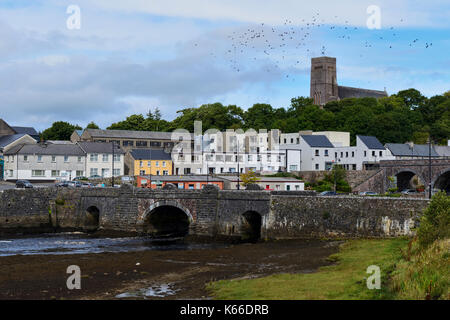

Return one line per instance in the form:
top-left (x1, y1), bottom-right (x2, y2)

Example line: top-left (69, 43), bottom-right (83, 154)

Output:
top-left (207, 238), bottom-right (449, 300)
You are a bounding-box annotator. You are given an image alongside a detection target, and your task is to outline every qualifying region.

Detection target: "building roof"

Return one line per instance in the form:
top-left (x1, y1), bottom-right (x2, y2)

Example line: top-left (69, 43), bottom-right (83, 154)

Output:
top-left (4, 143), bottom-right (85, 156)
top-left (139, 175), bottom-right (224, 182)
top-left (385, 143), bottom-right (440, 157)
top-left (130, 149), bottom-right (172, 160)
top-left (0, 134), bottom-right (28, 149)
top-left (338, 85), bottom-right (388, 99)
top-left (357, 135), bottom-right (385, 150)
top-left (84, 128), bottom-right (190, 140)
top-left (434, 145), bottom-right (450, 157)
top-left (75, 130), bottom-right (83, 136)
top-left (11, 126), bottom-right (39, 137)
top-left (77, 141), bottom-right (125, 154)
top-left (218, 175), bottom-right (303, 183)
top-left (301, 135), bottom-right (334, 148)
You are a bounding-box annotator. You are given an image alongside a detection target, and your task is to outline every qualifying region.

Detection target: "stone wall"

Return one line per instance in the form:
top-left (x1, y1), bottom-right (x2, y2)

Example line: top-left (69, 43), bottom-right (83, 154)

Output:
top-left (266, 195), bottom-right (429, 239)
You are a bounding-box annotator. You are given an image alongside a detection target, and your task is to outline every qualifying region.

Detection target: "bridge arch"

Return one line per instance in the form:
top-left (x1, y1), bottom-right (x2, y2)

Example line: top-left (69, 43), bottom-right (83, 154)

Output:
top-left (240, 210), bottom-right (262, 242)
top-left (432, 168), bottom-right (450, 193)
top-left (392, 168), bottom-right (425, 192)
top-left (141, 200), bottom-right (193, 237)
top-left (85, 205), bottom-right (100, 231)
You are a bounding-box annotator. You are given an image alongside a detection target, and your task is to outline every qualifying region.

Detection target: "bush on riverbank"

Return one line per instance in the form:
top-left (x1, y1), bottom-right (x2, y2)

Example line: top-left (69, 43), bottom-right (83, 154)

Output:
top-left (390, 238), bottom-right (449, 300)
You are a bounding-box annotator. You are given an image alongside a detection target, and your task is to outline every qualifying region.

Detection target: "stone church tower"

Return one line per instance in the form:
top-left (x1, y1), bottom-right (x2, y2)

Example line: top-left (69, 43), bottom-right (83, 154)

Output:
top-left (310, 56), bottom-right (388, 106)
top-left (310, 56), bottom-right (338, 106)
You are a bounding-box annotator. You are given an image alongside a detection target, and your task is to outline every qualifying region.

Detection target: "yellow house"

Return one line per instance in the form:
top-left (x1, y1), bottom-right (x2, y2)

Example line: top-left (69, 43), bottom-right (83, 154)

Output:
top-left (129, 149), bottom-right (172, 176)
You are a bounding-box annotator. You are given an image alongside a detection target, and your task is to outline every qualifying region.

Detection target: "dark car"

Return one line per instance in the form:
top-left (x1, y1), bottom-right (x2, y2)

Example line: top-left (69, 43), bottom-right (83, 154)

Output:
top-left (55, 182), bottom-right (69, 187)
top-left (319, 191), bottom-right (337, 196)
top-left (16, 180), bottom-right (33, 188)
top-left (401, 189), bottom-right (418, 195)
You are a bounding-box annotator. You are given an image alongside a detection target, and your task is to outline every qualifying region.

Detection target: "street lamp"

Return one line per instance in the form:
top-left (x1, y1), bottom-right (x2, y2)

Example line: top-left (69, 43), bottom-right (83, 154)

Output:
top-left (428, 137), bottom-right (432, 199)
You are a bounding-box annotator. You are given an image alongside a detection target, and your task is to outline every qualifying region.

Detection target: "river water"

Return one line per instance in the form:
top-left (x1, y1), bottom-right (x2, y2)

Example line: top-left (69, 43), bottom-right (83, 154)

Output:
top-left (0, 232), bottom-right (227, 257)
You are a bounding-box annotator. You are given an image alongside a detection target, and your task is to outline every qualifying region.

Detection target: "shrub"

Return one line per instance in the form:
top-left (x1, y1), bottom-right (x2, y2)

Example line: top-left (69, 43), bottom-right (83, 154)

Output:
top-left (417, 191), bottom-right (450, 248)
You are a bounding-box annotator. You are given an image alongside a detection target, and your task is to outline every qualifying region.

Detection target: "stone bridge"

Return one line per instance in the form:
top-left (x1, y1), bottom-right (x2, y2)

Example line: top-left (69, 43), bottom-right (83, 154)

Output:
top-left (0, 184), bottom-right (431, 240)
top-left (353, 159), bottom-right (450, 194)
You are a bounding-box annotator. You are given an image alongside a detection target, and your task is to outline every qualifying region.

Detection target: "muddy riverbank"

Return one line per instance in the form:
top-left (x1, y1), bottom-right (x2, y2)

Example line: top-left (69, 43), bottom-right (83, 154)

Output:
top-left (0, 239), bottom-right (340, 300)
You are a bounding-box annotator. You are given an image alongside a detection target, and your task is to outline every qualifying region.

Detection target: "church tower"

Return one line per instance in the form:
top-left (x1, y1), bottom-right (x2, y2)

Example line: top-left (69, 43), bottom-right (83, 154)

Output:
top-left (310, 57), bottom-right (338, 106)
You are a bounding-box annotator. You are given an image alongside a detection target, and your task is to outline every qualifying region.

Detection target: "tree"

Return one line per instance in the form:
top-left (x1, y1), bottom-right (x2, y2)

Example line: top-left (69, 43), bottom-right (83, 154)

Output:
top-left (85, 121), bottom-right (100, 129)
top-left (240, 169), bottom-right (260, 187)
top-left (41, 121), bottom-right (82, 141)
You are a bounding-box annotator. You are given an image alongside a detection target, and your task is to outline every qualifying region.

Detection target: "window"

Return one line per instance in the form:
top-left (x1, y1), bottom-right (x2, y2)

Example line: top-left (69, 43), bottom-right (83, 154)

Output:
top-left (289, 165), bottom-right (298, 171)
top-left (9, 170), bottom-right (13, 177)
top-left (184, 168), bottom-right (191, 174)
top-left (140, 161), bottom-right (143, 167)
top-left (276, 185), bottom-right (280, 190)
top-left (23, 155), bottom-right (28, 162)
top-left (122, 140), bottom-right (134, 146)
top-left (352, 151), bottom-right (355, 157)
top-left (379, 151), bottom-right (383, 157)
top-left (102, 154), bottom-right (109, 162)
top-left (150, 141), bottom-right (161, 147)
top-left (112, 169), bottom-right (120, 176)
top-left (364, 151), bottom-right (367, 157)
top-left (315, 163), bottom-right (319, 170)
top-left (37, 155), bottom-right (43, 162)
top-left (346, 152), bottom-right (348, 158)
top-left (284, 138), bottom-right (287, 143)
top-left (90, 168), bottom-right (98, 176)
top-left (324, 150), bottom-right (329, 157)
top-left (64, 155), bottom-right (69, 162)
top-left (287, 185), bottom-right (291, 191)
top-left (113, 154), bottom-right (121, 162)
top-left (136, 141), bottom-right (148, 147)
top-left (156, 170), bottom-right (160, 175)
top-left (163, 170), bottom-right (168, 175)
top-left (188, 184), bottom-right (194, 190)
top-left (90, 154), bottom-right (98, 162)
top-left (32, 170), bottom-right (45, 177)
top-left (77, 156), bottom-right (82, 163)
top-left (162, 161), bottom-right (166, 167)
top-left (341, 152), bottom-right (343, 157)
top-left (76, 170), bottom-right (84, 177)
top-left (155, 161), bottom-right (159, 167)
top-left (147, 161), bottom-right (151, 167)
top-left (102, 169), bottom-right (109, 177)
top-left (51, 170), bottom-right (60, 177)
top-left (335, 152), bottom-right (337, 159)
top-left (372, 151), bottom-right (376, 157)
top-left (291, 138), bottom-right (294, 143)
top-left (295, 185), bottom-right (300, 190)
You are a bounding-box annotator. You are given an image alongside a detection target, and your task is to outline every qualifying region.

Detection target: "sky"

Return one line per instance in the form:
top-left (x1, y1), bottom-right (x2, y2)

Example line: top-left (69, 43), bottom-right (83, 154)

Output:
top-left (0, 0), bottom-right (449, 131)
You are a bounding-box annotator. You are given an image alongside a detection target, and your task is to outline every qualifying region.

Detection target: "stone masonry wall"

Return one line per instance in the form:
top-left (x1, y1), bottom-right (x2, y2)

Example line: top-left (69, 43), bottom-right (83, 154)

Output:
top-left (266, 195), bottom-right (429, 239)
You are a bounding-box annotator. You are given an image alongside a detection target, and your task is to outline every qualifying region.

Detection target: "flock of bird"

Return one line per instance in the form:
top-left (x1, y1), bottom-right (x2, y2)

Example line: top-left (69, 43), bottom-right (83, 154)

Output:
top-left (194, 13), bottom-right (433, 81)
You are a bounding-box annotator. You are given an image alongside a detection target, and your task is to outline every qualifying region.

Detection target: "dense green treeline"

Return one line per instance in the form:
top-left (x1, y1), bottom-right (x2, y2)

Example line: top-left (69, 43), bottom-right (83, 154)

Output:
top-left (41, 89), bottom-right (450, 145)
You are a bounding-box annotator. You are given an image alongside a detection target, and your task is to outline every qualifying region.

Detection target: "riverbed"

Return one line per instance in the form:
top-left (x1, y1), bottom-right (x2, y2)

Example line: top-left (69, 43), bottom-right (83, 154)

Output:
top-left (0, 234), bottom-right (340, 300)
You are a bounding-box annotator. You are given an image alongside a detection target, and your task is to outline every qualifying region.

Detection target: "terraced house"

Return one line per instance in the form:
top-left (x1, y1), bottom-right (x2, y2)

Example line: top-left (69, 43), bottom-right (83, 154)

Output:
top-left (3, 142), bottom-right (125, 181)
top-left (127, 149), bottom-right (173, 176)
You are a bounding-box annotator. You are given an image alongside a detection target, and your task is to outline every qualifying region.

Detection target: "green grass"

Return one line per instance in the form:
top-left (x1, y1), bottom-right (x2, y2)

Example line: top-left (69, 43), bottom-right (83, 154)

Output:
top-left (207, 238), bottom-right (408, 300)
top-left (390, 238), bottom-right (449, 300)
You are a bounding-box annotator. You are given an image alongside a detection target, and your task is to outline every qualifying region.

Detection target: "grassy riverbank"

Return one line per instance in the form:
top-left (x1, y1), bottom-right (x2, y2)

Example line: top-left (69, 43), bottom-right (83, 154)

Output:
top-left (207, 237), bottom-right (449, 300)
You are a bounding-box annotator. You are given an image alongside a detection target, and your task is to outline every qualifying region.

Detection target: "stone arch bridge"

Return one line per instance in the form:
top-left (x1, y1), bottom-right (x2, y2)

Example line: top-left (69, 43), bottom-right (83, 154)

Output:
top-left (354, 159), bottom-right (450, 194)
top-left (0, 184), bottom-right (431, 239)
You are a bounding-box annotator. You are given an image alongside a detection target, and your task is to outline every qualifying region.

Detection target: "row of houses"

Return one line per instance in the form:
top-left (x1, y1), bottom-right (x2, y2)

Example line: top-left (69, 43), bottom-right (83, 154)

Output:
top-left (2, 119), bottom-right (449, 182)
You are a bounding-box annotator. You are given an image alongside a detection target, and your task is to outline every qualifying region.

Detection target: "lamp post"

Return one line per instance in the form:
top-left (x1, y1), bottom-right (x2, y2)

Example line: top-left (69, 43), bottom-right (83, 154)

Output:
top-left (111, 141), bottom-right (115, 187)
top-left (428, 137), bottom-right (432, 199)
top-left (237, 139), bottom-right (240, 190)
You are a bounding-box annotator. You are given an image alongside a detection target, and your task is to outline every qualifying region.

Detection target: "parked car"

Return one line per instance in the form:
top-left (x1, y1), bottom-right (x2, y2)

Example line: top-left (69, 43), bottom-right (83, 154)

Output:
top-left (67, 181), bottom-right (82, 188)
top-left (73, 176), bottom-right (88, 181)
top-left (16, 180), bottom-right (33, 188)
top-left (359, 191), bottom-right (378, 196)
top-left (319, 191), bottom-right (337, 196)
top-left (81, 182), bottom-right (94, 188)
top-left (89, 175), bottom-right (102, 180)
top-left (401, 189), bottom-right (418, 194)
top-left (55, 181), bottom-right (69, 187)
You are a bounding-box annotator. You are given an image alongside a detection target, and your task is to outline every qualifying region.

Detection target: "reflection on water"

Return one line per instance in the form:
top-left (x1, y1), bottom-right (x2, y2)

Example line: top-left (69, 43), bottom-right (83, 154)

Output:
top-left (116, 283), bottom-right (179, 299)
top-left (0, 232), bottom-right (227, 257)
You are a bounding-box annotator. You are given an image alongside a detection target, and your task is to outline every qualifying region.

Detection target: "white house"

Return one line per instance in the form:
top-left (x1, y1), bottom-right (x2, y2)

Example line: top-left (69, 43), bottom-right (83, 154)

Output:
top-left (77, 142), bottom-right (125, 178)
